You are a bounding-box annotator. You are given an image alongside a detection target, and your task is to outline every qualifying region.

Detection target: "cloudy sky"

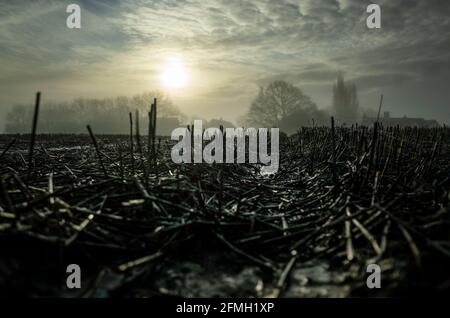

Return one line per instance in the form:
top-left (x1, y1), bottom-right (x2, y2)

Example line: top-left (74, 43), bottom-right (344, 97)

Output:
top-left (0, 0), bottom-right (449, 130)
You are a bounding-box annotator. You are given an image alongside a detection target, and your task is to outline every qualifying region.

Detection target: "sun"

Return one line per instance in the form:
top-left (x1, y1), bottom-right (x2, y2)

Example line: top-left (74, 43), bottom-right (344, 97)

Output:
top-left (160, 58), bottom-right (189, 90)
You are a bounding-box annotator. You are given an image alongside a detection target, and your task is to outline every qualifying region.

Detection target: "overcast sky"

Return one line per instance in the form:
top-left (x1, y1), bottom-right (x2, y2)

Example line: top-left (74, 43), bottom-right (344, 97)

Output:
top-left (0, 0), bottom-right (449, 130)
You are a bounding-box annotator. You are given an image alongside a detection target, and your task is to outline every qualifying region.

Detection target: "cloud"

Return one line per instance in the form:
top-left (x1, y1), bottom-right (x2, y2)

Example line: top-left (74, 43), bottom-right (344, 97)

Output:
top-left (0, 0), bottom-right (449, 129)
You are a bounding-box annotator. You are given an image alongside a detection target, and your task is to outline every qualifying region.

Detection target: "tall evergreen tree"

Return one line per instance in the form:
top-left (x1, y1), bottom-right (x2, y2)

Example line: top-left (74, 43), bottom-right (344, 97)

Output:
top-left (332, 74), bottom-right (359, 124)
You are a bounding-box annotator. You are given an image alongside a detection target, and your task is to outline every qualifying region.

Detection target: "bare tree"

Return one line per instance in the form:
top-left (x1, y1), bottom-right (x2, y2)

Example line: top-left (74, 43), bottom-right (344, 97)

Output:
top-left (244, 80), bottom-right (324, 131)
top-left (5, 104), bottom-right (30, 132)
top-left (131, 91), bottom-right (184, 120)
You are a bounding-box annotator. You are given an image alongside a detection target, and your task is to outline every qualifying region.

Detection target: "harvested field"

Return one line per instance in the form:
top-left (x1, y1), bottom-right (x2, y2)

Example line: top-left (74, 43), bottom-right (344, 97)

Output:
top-left (0, 123), bottom-right (449, 297)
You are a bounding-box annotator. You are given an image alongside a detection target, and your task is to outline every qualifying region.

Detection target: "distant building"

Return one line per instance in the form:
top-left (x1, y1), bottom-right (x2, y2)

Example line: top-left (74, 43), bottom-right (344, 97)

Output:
top-left (361, 112), bottom-right (439, 128)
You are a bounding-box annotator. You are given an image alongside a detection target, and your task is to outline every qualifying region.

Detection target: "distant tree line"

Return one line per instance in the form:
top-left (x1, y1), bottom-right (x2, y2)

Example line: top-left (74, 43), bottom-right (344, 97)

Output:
top-left (6, 76), bottom-right (361, 135)
top-left (5, 91), bottom-right (185, 134)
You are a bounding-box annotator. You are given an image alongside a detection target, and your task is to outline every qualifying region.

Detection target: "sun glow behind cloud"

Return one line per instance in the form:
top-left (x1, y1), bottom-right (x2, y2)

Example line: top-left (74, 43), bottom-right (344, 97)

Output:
top-left (160, 57), bottom-right (189, 90)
